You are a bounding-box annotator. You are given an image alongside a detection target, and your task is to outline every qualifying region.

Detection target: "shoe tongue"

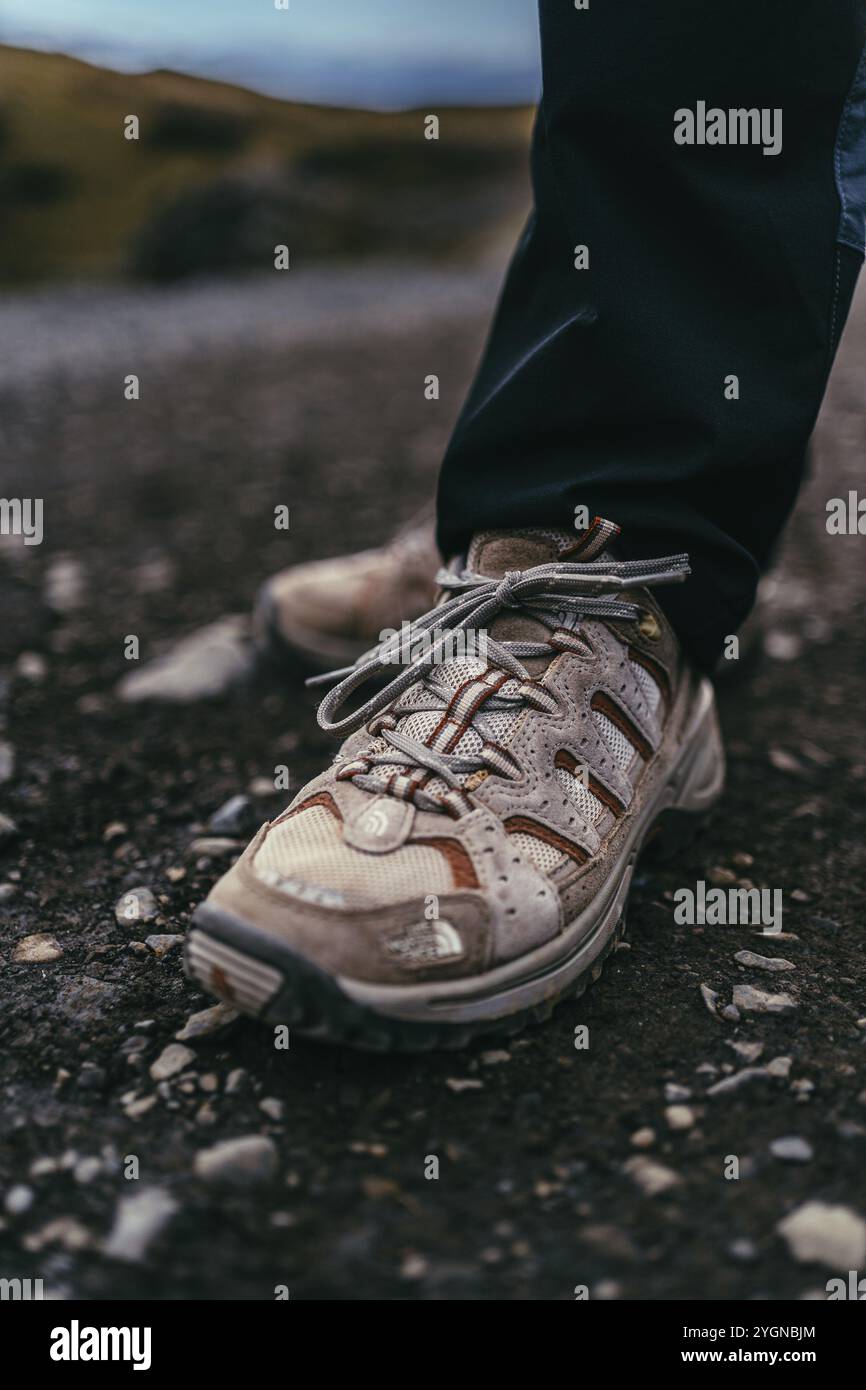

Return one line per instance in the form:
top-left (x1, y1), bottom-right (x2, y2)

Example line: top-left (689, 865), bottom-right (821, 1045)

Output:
top-left (466, 518), bottom-right (622, 577)
top-left (467, 528), bottom-right (575, 577)
top-left (465, 520), bottom-right (623, 664)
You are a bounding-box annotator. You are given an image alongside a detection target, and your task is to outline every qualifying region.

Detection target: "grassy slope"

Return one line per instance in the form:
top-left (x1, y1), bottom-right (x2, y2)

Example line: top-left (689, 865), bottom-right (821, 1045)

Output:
top-left (0, 44), bottom-right (533, 282)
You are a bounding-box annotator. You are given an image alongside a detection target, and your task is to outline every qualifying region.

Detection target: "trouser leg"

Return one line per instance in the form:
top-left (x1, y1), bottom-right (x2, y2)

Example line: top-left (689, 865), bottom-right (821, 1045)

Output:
top-left (437, 0), bottom-right (866, 669)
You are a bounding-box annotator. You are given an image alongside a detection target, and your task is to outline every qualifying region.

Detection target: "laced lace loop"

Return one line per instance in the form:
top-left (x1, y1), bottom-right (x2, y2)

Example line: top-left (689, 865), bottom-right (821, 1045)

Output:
top-left (308, 552), bottom-right (689, 814)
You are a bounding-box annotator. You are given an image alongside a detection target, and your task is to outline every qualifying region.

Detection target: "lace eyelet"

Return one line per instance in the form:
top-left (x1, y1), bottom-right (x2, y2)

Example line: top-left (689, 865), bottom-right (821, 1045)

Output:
top-left (638, 610), bottom-right (662, 641)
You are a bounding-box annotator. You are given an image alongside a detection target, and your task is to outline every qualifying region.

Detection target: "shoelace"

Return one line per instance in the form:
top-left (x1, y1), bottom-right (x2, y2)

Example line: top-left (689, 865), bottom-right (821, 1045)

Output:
top-left (307, 553), bottom-right (689, 815)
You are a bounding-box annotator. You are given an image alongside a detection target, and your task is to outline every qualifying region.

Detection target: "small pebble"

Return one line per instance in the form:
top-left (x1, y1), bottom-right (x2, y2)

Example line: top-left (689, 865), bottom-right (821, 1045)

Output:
top-left (727, 1238), bottom-right (759, 1264)
top-left (664, 1083), bottom-right (691, 1102)
top-left (777, 1202), bottom-right (866, 1269)
top-left (248, 776), bottom-right (278, 798)
top-left (12, 933), bottom-right (63, 963)
top-left (44, 555), bottom-right (86, 614)
top-left (708, 866), bottom-right (737, 887)
top-left (766, 1056), bottom-right (792, 1078)
top-left (115, 887), bottom-right (158, 927)
top-left (706, 1067), bottom-right (770, 1098)
top-left (186, 837), bottom-right (241, 859)
top-left (4, 1184), bottom-right (34, 1215)
top-left (103, 1188), bottom-right (178, 1263)
top-left (699, 983), bottom-right (720, 1016)
top-left (260, 1098), bottom-right (284, 1122)
top-left (622, 1156), bottom-right (680, 1197)
top-left (208, 795), bottom-right (257, 837)
top-left (124, 1096), bottom-right (158, 1120)
top-left (593, 1279), bottom-right (623, 1300)
top-left (15, 651), bottom-right (47, 681)
top-left (145, 934), bottom-right (183, 959)
top-left (734, 950), bottom-right (795, 972)
top-left (74, 1157), bottom-right (103, 1184)
top-left (732, 984), bottom-right (797, 1015)
top-left (770, 1136), bottom-right (813, 1164)
top-left (149, 1044), bottom-right (195, 1082)
top-left (175, 1003), bottom-right (238, 1041)
top-left (193, 1136), bottom-right (278, 1188)
top-left (666, 1105), bottom-right (695, 1131)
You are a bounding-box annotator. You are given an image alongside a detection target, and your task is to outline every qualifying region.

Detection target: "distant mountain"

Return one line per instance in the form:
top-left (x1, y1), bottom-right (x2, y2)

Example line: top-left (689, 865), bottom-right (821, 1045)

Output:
top-left (1, 14), bottom-right (541, 110)
top-left (191, 48), bottom-right (541, 111)
top-left (0, 45), bottom-right (533, 284)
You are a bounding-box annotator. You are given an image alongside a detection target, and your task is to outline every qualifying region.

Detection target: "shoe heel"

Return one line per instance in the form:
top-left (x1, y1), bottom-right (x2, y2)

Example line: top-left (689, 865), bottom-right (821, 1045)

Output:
top-left (672, 679), bottom-right (726, 814)
top-left (642, 681), bottom-right (725, 863)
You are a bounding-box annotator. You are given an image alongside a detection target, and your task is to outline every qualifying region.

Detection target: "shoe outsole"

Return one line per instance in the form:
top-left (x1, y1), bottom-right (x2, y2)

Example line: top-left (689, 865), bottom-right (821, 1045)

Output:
top-left (183, 803), bottom-right (711, 1053)
top-left (185, 899), bottom-right (630, 1053)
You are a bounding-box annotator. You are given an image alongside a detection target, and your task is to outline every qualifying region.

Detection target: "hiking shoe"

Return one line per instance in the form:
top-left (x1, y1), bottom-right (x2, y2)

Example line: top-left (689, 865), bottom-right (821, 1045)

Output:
top-left (253, 509), bottom-right (439, 671)
top-left (187, 517), bottom-right (725, 1050)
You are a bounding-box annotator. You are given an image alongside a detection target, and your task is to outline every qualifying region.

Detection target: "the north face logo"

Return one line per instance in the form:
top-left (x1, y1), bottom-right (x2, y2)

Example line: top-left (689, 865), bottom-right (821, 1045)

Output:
top-left (386, 919), bottom-right (463, 965)
top-left (360, 805), bottom-right (390, 838)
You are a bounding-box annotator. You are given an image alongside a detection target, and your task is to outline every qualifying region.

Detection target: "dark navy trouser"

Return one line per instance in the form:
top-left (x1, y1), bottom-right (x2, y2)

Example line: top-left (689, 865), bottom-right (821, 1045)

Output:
top-left (437, 1), bottom-right (866, 669)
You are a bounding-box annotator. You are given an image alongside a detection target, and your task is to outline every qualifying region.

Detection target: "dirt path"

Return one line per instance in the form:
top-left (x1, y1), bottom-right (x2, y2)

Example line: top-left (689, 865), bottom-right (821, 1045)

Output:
top-left (0, 264), bottom-right (864, 1300)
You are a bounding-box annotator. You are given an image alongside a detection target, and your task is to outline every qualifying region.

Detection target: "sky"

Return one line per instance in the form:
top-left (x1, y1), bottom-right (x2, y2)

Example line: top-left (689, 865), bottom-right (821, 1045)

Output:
top-left (0, 0), bottom-right (541, 109)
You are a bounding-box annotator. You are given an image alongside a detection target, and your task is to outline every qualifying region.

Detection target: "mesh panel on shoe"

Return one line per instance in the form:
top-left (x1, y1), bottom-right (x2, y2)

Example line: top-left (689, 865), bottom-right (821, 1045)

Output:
top-left (373, 655), bottom-right (486, 780)
top-left (592, 710), bottom-right (635, 770)
top-left (508, 830), bottom-right (565, 874)
top-left (254, 804), bottom-right (454, 908)
top-left (554, 766), bottom-right (605, 821)
top-left (368, 657), bottom-right (522, 788)
top-left (629, 659), bottom-right (662, 713)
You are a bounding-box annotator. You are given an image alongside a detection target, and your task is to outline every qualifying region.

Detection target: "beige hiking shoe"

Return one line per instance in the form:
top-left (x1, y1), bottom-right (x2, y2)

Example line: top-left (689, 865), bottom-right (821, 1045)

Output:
top-left (253, 511), bottom-right (439, 671)
top-left (187, 517), bottom-right (725, 1050)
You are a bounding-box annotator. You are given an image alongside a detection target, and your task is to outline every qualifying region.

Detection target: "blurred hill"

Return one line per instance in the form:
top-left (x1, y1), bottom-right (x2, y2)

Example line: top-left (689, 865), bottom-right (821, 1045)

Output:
top-left (0, 44), bottom-right (533, 283)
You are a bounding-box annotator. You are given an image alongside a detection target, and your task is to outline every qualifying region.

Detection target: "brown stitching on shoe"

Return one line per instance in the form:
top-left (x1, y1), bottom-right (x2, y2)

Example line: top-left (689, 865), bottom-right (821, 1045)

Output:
top-left (590, 690), bottom-right (654, 761)
top-left (503, 816), bottom-right (590, 865)
top-left (554, 750), bottom-right (626, 817)
top-left (414, 837), bottom-right (480, 889)
top-left (559, 515), bottom-right (621, 559)
top-left (274, 790), bottom-right (343, 826)
top-left (428, 671), bottom-right (510, 751)
top-left (627, 644), bottom-right (671, 708)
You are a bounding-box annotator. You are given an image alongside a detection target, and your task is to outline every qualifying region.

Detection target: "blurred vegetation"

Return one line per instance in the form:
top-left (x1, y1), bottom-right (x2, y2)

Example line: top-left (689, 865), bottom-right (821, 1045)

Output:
top-left (0, 44), bottom-right (533, 284)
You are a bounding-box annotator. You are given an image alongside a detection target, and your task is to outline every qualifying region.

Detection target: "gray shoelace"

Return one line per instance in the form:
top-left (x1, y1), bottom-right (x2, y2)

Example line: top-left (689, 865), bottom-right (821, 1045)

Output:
top-left (307, 553), bottom-right (689, 812)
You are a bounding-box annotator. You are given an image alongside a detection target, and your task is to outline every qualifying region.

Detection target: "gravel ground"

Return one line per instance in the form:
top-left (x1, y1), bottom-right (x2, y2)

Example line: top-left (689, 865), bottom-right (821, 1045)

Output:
top-left (0, 262), bottom-right (864, 1301)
